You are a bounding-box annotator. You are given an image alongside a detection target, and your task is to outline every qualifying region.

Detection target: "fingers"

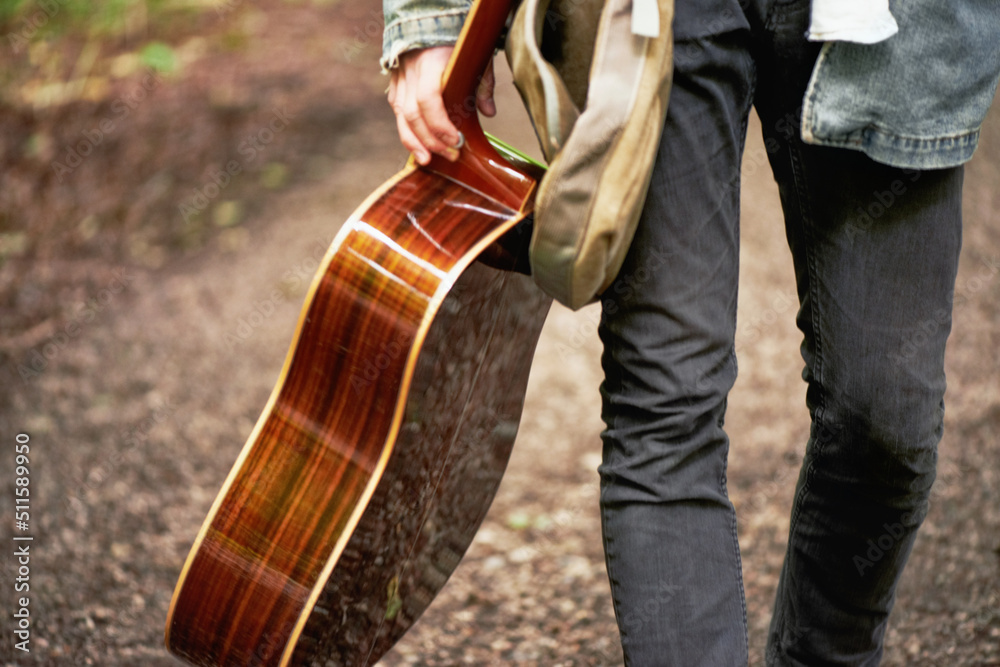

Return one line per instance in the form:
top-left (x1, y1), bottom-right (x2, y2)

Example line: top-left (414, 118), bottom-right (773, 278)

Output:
top-left (389, 70), bottom-right (434, 164)
top-left (477, 58), bottom-right (497, 117)
top-left (412, 49), bottom-right (460, 146)
top-left (386, 47), bottom-right (500, 165)
top-left (389, 47), bottom-right (462, 165)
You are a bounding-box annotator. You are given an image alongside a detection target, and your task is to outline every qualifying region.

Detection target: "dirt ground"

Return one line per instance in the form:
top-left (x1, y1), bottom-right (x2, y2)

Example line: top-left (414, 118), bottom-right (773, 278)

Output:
top-left (1, 1), bottom-right (998, 665)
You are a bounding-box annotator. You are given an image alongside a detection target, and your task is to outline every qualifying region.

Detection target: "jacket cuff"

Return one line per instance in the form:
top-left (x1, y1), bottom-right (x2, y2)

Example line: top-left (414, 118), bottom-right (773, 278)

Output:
top-left (380, 9), bottom-right (468, 72)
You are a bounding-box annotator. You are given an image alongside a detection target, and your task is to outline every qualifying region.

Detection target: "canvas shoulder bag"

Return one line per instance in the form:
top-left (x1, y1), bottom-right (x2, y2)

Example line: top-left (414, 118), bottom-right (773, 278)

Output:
top-left (505, 0), bottom-right (674, 310)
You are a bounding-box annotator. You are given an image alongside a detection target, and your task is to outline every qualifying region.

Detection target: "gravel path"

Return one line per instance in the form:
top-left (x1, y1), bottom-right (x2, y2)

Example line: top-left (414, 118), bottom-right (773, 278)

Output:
top-left (1, 2), bottom-right (998, 664)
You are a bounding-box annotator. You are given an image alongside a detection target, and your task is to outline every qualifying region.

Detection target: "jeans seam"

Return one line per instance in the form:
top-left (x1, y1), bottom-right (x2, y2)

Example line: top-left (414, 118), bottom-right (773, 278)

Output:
top-left (599, 499), bottom-right (630, 665)
top-left (725, 470), bottom-right (750, 660)
top-left (772, 132), bottom-right (827, 667)
top-left (600, 361), bottom-right (630, 665)
top-left (731, 65), bottom-right (753, 657)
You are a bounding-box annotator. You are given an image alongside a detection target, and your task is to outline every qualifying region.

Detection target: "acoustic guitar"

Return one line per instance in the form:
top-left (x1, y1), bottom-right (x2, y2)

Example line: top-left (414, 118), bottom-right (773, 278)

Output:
top-left (164, 1), bottom-right (552, 665)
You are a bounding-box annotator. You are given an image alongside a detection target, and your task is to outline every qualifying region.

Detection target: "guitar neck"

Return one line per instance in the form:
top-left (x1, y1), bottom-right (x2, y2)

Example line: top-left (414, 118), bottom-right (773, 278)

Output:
top-left (425, 0), bottom-right (538, 212)
top-left (440, 0), bottom-right (517, 134)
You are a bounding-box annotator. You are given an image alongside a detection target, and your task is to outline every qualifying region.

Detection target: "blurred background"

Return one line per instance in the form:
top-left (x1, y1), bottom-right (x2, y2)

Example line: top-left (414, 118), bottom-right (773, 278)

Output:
top-left (0, 0), bottom-right (997, 664)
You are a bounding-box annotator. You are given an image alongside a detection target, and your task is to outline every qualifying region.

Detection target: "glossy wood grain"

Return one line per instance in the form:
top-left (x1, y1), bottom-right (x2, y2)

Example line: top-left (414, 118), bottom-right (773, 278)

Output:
top-left (289, 218), bottom-right (550, 667)
top-left (165, 1), bottom-right (551, 665)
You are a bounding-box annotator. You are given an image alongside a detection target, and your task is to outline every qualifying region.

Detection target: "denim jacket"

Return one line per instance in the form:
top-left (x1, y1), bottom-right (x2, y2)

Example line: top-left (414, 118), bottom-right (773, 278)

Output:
top-left (381, 0), bottom-right (1000, 169)
top-left (381, 0), bottom-right (472, 72)
top-left (801, 0), bottom-right (1000, 169)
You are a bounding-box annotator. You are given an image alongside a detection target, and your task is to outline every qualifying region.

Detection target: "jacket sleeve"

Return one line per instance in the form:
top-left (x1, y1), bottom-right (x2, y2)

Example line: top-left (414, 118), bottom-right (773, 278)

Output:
top-left (381, 0), bottom-right (473, 71)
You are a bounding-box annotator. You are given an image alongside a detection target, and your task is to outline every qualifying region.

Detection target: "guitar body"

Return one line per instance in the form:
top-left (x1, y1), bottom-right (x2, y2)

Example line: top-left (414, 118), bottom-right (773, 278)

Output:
top-left (166, 3), bottom-right (552, 664)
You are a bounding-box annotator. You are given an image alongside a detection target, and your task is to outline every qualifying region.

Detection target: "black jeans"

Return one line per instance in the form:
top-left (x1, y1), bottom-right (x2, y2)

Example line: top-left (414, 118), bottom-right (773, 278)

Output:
top-left (596, 0), bottom-right (964, 664)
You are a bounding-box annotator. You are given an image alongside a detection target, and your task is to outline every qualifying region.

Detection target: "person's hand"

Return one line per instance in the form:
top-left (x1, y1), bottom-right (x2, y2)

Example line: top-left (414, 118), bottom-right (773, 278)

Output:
top-left (387, 46), bottom-right (497, 165)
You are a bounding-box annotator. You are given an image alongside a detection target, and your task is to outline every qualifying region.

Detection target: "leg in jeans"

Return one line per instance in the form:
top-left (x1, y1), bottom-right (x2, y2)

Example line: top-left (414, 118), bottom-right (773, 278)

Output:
top-left (753, 3), bottom-right (964, 664)
top-left (596, 3), bottom-right (754, 663)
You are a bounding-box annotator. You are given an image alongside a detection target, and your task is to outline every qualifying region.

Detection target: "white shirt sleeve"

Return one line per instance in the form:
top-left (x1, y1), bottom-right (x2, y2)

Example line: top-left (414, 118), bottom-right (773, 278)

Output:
top-left (808, 0), bottom-right (899, 44)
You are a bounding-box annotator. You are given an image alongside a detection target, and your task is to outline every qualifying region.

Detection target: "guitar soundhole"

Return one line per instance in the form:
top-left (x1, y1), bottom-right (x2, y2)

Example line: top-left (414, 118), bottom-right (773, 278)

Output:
top-left (293, 260), bottom-right (550, 666)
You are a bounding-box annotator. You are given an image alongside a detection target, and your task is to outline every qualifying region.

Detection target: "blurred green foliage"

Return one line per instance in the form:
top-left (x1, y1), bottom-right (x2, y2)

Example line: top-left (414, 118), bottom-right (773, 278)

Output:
top-left (1, 0), bottom-right (191, 44)
top-left (139, 40), bottom-right (176, 72)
